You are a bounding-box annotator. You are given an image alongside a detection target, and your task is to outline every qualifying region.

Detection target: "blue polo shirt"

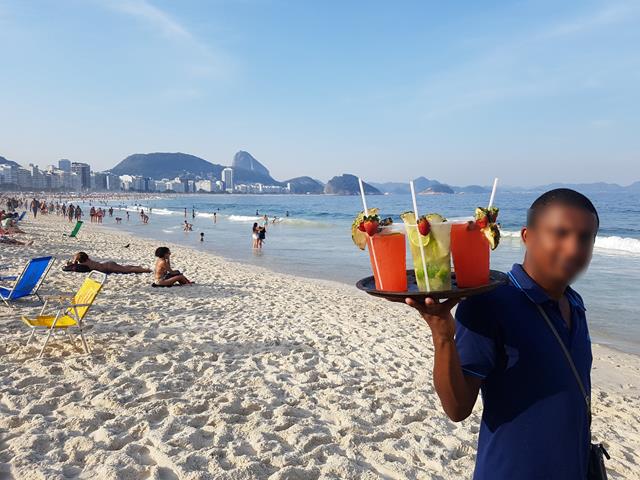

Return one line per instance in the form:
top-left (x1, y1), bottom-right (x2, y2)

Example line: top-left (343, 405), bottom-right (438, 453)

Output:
top-left (455, 264), bottom-right (592, 479)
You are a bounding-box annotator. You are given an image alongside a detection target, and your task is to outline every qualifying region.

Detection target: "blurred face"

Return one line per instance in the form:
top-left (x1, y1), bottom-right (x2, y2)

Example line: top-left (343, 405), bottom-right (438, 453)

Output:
top-left (522, 204), bottom-right (598, 284)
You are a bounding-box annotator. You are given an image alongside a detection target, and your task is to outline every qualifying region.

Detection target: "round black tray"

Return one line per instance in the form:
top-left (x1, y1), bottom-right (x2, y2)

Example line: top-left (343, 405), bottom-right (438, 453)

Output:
top-left (356, 269), bottom-right (508, 302)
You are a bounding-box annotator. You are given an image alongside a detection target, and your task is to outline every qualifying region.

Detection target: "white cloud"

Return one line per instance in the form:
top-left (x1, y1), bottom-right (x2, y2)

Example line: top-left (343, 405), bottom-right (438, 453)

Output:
top-left (102, 0), bottom-right (233, 78)
top-left (541, 2), bottom-right (639, 38)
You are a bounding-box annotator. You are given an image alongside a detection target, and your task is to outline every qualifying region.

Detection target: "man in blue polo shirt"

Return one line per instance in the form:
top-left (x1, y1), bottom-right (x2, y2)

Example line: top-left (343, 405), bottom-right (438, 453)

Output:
top-left (406, 188), bottom-right (599, 479)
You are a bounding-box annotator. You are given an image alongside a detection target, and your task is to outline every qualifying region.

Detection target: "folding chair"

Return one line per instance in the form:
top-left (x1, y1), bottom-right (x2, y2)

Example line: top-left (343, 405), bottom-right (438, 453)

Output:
top-left (21, 271), bottom-right (107, 357)
top-left (0, 256), bottom-right (55, 308)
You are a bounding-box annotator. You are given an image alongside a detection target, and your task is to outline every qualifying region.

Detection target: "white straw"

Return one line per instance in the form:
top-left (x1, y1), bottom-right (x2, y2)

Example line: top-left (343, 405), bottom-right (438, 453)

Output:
top-left (410, 181), bottom-right (430, 292)
top-left (358, 178), bottom-right (383, 290)
top-left (488, 177), bottom-right (498, 208)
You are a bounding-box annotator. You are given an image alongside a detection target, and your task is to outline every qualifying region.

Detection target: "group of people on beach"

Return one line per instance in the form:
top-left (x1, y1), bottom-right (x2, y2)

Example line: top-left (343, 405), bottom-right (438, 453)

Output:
top-left (65, 248), bottom-right (193, 286)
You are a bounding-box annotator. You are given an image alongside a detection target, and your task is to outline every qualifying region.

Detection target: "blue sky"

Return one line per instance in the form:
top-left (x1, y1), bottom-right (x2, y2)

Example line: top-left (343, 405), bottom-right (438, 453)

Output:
top-left (0, 0), bottom-right (638, 185)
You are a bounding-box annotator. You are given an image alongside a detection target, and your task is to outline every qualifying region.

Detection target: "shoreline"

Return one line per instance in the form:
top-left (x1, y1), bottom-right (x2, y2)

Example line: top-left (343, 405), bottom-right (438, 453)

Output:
top-left (1, 216), bottom-right (639, 478)
top-left (99, 213), bottom-right (640, 357)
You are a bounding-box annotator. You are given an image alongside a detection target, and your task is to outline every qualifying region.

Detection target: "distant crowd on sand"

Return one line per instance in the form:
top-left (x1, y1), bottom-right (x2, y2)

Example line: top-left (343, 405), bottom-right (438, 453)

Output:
top-left (2, 194), bottom-right (292, 251)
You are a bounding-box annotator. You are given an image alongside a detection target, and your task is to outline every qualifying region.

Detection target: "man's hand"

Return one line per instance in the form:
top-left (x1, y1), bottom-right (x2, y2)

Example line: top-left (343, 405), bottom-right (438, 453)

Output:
top-left (404, 296), bottom-right (480, 422)
top-left (405, 297), bottom-right (459, 342)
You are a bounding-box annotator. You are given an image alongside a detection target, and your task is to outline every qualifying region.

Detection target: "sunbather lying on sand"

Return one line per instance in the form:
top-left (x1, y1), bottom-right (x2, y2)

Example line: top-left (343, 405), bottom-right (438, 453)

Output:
top-left (0, 236), bottom-right (33, 246)
top-left (69, 251), bottom-right (151, 274)
top-left (153, 247), bottom-right (193, 286)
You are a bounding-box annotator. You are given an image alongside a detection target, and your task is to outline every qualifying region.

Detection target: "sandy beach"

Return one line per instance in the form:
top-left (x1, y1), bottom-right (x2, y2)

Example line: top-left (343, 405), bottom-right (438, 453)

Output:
top-left (1, 216), bottom-right (639, 480)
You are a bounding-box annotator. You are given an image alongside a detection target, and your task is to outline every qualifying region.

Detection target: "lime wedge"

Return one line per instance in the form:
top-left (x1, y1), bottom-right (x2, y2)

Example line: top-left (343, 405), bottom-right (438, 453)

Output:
top-left (401, 211), bottom-right (430, 248)
top-left (352, 208), bottom-right (379, 250)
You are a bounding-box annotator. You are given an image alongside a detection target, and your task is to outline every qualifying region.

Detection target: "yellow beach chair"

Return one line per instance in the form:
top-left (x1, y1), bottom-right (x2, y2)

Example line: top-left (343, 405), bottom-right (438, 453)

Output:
top-left (21, 271), bottom-right (107, 358)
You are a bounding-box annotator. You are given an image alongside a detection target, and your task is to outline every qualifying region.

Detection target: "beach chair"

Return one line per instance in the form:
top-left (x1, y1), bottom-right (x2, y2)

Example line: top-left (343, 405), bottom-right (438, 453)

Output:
top-left (0, 256), bottom-right (55, 308)
top-left (17, 211), bottom-right (26, 222)
top-left (21, 271), bottom-right (107, 358)
top-left (64, 220), bottom-right (83, 238)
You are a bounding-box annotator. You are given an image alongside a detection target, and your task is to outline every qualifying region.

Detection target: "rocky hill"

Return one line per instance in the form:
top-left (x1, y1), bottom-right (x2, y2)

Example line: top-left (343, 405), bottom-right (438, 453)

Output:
top-left (110, 152), bottom-right (223, 179)
top-left (284, 176), bottom-right (325, 194)
top-left (324, 174), bottom-right (381, 195)
top-left (0, 155), bottom-right (20, 168)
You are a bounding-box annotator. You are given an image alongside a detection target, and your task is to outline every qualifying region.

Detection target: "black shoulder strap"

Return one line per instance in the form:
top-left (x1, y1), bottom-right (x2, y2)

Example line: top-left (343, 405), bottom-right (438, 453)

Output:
top-left (507, 272), bottom-right (592, 426)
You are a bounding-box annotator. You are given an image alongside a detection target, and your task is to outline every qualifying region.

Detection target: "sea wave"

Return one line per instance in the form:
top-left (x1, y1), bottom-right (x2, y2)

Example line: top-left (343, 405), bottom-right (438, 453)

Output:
top-left (227, 215), bottom-right (261, 222)
top-left (151, 208), bottom-right (178, 216)
top-left (500, 229), bottom-right (640, 255)
top-left (276, 217), bottom-right (332, 228)
top-left (594, 235), bottom-right (640, 255)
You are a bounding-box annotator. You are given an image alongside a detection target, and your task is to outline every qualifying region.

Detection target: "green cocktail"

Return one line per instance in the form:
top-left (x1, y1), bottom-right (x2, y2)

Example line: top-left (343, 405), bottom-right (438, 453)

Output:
top-left (401, 212), bottom-right (452, 291)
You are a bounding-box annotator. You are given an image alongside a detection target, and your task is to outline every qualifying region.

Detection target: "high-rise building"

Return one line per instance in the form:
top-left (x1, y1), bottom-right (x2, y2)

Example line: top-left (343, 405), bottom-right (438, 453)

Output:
top-left (222, 168), bottom-right (234, 192)
top-left (71, 162), bottom-right (91, 190)
top-left (58, 159), bottom-right (71, 172)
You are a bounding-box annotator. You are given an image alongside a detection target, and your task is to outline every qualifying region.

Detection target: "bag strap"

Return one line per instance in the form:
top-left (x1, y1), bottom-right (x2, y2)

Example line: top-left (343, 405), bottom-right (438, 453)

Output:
top-left (507, 272), bottom-right (592, 426)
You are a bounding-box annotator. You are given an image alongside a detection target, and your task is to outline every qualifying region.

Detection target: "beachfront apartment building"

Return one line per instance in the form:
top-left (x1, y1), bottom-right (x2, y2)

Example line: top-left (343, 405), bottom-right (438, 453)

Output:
top-left (58, 159), bottom-right (71, 172)
top-left (222, 167), bottom-right (234, 192)
top-left (71, 162), bottom-right (91, 190)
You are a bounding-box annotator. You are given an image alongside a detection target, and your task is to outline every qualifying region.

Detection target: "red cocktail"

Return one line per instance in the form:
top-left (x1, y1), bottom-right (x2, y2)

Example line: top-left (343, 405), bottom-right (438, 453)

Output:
top-left (366, 229), bottom-right (407, 291)
top-left (451, 222), bottom-right (490, 287)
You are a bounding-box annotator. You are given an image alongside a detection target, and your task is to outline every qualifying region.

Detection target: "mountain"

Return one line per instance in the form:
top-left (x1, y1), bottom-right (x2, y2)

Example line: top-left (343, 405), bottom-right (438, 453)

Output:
top-left (232, 151), bottom-right (270, 177)
top-left (369, 181), bottom-right (410, 194)
top-left (231, 151), bottom-right (282, 185)
top-left (454, 184), bottom-right (490, 194)
top-left (284, 176), bottom-right (324, 194)
top-left (0, 155), bottom-right (20, 168)
top-left (110, 152), bottom-right (223, 179)
top-left (324, 174), bottom-right (381, 195)
top-left (535, 182), bottom-right (626, 194)
top-left (419, 184), bottom-right (454, 194)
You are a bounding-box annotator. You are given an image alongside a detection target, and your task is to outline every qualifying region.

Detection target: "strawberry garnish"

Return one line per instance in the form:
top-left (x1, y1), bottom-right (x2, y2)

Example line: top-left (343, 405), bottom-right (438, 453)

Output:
top-left (358, 221), bottom-right (366, 232)
top-left (476, 215), bottom-right (488, 229)
top-left (363, 219), bottom-right (379, 236)
top-left (417, 217), bottom-right (431, 236)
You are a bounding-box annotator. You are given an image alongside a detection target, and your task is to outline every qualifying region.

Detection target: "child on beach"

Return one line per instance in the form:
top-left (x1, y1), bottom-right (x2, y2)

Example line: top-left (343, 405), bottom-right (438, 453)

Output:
top-left (153, 247), bottom-right (193, 286)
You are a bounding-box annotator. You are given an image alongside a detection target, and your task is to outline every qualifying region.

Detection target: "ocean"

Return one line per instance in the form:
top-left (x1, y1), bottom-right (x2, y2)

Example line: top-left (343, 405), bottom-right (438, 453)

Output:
top-left (89, 191), bottom-right (640, 355)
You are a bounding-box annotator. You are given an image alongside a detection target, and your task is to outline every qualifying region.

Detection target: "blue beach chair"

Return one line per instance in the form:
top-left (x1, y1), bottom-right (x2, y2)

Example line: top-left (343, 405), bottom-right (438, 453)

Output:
top-left (0, 256), bottom-right (55, 308)
top-left (17, 211), bottom-right (27, 222)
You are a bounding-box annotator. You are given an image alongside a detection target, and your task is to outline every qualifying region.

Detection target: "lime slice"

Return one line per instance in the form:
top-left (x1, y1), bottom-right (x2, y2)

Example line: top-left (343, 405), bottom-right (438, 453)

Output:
top-left (352, 208), bottom-right (379, 250)
top-left (401, 211), bottom-right (431, 248)
top-left (425, 213), bottom-right (446, 223)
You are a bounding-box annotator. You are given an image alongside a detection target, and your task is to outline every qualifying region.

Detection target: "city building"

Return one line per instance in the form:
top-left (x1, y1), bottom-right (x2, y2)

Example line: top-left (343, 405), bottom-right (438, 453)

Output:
top-left (71, 162), bottom-right (91, 190)
top-left (222, 167), bottom-right (234, 192)
top-left (58, 159), bottom-right (71, 172)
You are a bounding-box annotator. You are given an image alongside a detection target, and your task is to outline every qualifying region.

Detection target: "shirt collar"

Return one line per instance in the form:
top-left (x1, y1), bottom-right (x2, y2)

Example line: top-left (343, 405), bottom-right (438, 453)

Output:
top-left (508, 264), bottom-right (586, 311)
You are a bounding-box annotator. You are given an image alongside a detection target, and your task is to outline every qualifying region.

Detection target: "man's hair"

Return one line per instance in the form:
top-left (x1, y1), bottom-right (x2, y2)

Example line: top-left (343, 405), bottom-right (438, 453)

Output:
top-left (527, 188), bottom-right (599, 229)
top-left (76, 251), bottom-right (89, 263)
top-left (155, 246), bottom-right (170, 258)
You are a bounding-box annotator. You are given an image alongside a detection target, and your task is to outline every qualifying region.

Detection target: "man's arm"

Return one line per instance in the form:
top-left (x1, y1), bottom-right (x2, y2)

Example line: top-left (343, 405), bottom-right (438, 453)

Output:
top-left (406, 297), bottom-right (482, 422)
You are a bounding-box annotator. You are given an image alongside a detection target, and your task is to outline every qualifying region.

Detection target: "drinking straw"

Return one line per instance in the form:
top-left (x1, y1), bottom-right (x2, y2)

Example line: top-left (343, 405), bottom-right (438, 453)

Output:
top-left (410, 180), bottom-right (431, 292)
top-left (488, 177), bottom-right (499, 208)
top-left (358, 177), bottom-right (384, 290)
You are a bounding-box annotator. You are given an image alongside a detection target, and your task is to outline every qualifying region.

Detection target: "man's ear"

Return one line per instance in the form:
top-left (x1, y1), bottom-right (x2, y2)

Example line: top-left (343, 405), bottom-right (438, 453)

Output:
top-left (521, 227), bottom-right (528, 245)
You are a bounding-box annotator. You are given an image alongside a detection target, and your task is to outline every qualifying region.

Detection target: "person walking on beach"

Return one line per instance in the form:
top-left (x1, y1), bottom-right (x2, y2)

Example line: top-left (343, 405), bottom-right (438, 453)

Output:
top-left (213, 212), bottom-right (217, 223)
top-left (404, 189), bottom-right (602, 480)
top-left (30, 198), bottom-right (39, 218)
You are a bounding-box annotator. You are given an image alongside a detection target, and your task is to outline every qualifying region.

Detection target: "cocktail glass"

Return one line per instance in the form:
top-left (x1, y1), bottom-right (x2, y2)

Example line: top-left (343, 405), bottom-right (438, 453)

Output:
top-left (366, 226), bottom-right (407, 292)
top-left (450, 218), bottom-right (490, 288)
top-left (402, 218), bottom-right (452, 291)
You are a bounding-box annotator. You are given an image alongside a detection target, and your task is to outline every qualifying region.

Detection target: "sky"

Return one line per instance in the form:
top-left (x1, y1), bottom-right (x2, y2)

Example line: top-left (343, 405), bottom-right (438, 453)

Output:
top-left (0, 0), bottom-right (639, 186)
